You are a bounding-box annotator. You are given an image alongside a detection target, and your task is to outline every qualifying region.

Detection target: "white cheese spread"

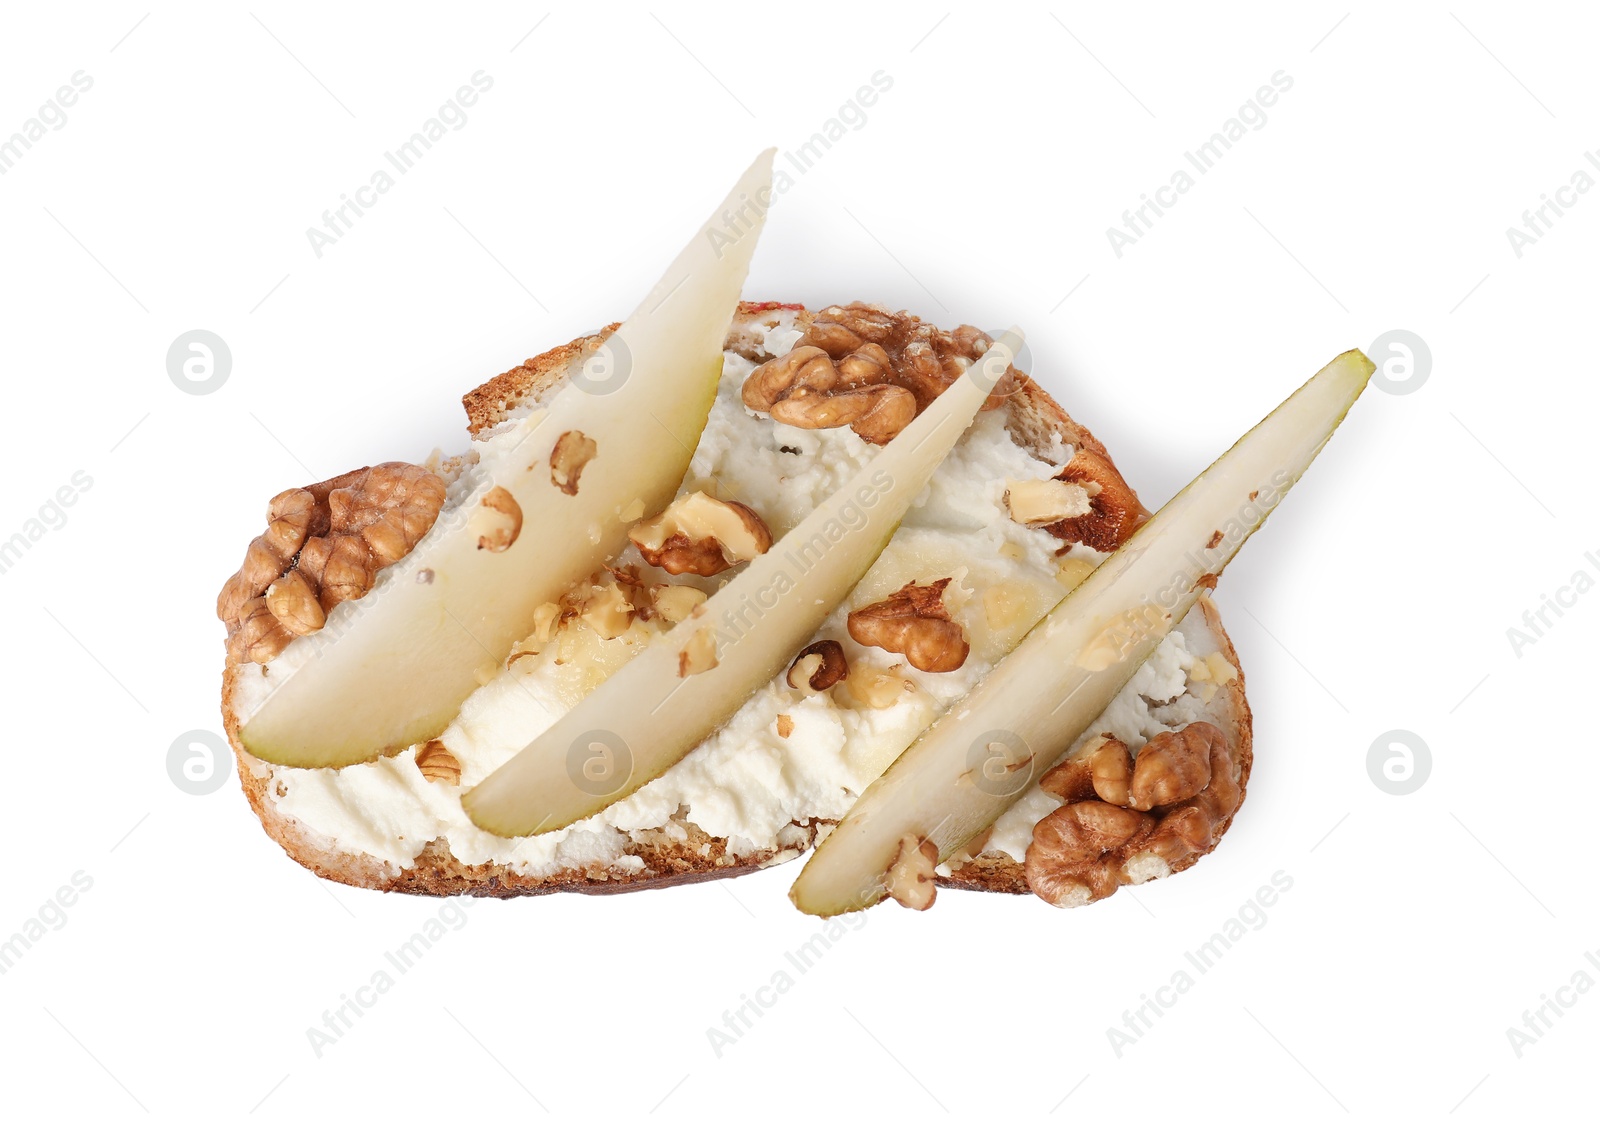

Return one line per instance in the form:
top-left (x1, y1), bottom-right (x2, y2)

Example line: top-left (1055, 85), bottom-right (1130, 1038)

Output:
top-left (243, 314), bottom-right (1215, 875)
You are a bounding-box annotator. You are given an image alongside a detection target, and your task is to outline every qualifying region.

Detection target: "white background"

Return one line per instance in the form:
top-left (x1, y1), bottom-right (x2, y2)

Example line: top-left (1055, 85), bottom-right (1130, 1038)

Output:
top-left (0, 2), bottom-right (1593, 1123)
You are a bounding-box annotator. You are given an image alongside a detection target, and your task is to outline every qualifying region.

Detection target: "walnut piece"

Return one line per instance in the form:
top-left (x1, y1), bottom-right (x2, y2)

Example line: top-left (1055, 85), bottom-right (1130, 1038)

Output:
top-left (741, 303), bottom-right (1018, 446)
top-left (1187, 651), bottom-right (1239, 703)
top-left (768, 383), bottom-right (917, 446)
top-left (742, 345), bottom-right (839, 411)
top-left (787, 640), bottom-right (849, 693)
top-left (1026, 802), bottom-right (1156, 907)
top-left (629, 492), bottom-right (772, 576)
top-left (476, 486), bottom-right (523, 552)
top-left (1046, 450), bottom-right (1145, 552)
top-left (216, 487), bottom-right (317, 626)
top-left (1041, 733), bottom-right (1134, 807)
top-left (1129, 724), bottom-right (1217, 810)
top-left (229, 598), bottom-right (294, 665)
top-left (1025, 721), bottom-right (1243, 907)
top-left (218, 463), bottom-right (447, 664)
top-left (805, 303), bottom-right (1018, 412)
top-left (885, 833), bottom-right (939, 910)
top-left (507, 601), bottom-right (564, 665)
top-left (1005, 478), bottom-right (1093, 526)
top-left (847, 578), bottom-right (969, 673)
top-left (1142, 725), bottom-right (1243, 871)
top-left (415, 740), bottom-right (462, 786)
top-left (549, 430), bottom-right (598, 496)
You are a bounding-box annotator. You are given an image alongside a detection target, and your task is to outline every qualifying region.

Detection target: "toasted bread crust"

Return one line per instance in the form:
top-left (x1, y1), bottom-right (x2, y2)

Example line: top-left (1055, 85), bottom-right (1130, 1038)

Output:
top-left (227, 682), bottom-right (813, 896)
top-left (224, 301), bottom-right (1253, 901)
top-left (460, 324), bottom-right (621, 439)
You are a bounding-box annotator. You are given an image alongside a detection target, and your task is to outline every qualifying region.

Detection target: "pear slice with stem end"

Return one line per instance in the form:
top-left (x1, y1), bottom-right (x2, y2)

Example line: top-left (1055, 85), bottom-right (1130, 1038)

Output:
top-left (789, 348), bottom-right (1375, 916)
top-left (461, 330), bottom-right (1027, 838)
top-left (239, 151), bottom-right (777, 768)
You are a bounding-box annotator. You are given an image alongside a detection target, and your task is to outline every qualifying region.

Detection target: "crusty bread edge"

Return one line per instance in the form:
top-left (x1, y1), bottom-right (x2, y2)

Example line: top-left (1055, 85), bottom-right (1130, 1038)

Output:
top-left (223, 301), bottom-right (1253, 901)
top-left (460, 323), bottom-right (620, 439)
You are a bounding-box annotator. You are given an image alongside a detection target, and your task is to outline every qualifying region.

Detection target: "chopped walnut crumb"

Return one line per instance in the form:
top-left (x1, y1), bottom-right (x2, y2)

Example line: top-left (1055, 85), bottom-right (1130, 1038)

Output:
top-left (886, 833), bottom-right (939, 910)
top-left (652, 584), bottom-right (708, 625)
top-left (549, 430), bottom-right (598, 495)
top-left (581, 582), bottom-right (636, 640)
top-left (1005, 478), bottom-right (1093, 526)
top-left (678, 626), bottom-right (718, 677)
top-left (475, 486), bottom-right (523, 552)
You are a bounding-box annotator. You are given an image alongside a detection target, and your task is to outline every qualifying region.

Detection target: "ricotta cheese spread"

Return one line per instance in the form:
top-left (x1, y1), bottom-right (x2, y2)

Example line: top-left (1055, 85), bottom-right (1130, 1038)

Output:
top-left (242, 313), bottom-right (1218, 876)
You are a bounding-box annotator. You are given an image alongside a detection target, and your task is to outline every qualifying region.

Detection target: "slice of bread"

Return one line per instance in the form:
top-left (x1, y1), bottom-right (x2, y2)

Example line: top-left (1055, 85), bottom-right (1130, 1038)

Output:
top-left (223, 302), bottom-right (1252, 903)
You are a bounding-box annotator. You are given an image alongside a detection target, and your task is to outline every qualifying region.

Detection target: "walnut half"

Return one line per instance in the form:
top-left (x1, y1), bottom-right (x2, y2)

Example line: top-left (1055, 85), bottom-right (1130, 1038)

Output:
top-left (741, 303), bottom-right (1016, 446)
top-left (1025, 721), bottom-right (1242, 908)
top-left (847, 578), bottom-right (969, 673)
top-left (218, 463), bottom-right (447, 664)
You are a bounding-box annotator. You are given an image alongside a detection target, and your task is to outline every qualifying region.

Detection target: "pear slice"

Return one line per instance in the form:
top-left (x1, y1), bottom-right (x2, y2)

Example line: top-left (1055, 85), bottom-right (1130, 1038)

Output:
top-left (461, 330), bottom-right (1027, 838)
top-left (239, 151), bottom-right (777, 768)
top-left (790, 349), bottom-right (1375, 916)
